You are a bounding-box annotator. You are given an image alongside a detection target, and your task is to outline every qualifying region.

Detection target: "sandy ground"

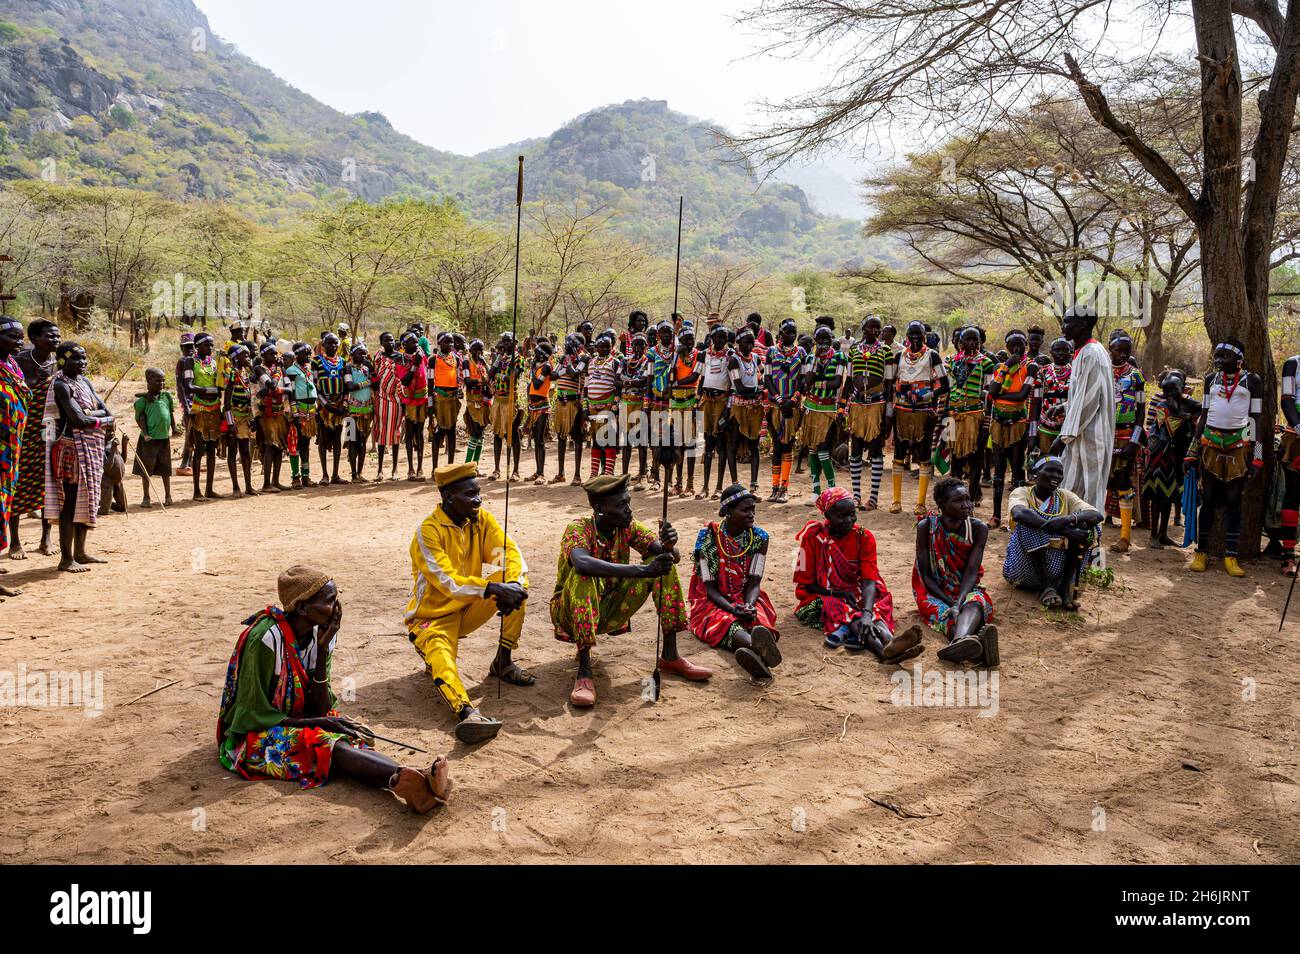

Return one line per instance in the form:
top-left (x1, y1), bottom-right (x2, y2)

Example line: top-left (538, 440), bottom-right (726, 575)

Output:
top-left (1, 391), bottom-right (1297, 864)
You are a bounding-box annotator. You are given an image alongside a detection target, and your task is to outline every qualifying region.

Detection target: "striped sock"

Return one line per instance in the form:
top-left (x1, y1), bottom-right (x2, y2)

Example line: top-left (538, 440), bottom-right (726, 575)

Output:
top-left (869, 456), bottom-right (883, 504)
top-left (809, 452), bottom-right (823, 495)
top-left (591, 447), bottom-right (602, 474)
top-left (780, 452), bottom-right (793, 489)
top-left (820, 451), bottom-right (836, 487)
top-left (604, 448), bottom-right (617, 474)
top-left (849, 454), bottom-right (863, 501)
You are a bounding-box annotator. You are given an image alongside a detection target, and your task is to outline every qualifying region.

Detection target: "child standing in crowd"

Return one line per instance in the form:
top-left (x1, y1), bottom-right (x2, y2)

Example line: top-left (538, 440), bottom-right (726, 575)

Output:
top-left (131, 369), bottom-right (178, 512)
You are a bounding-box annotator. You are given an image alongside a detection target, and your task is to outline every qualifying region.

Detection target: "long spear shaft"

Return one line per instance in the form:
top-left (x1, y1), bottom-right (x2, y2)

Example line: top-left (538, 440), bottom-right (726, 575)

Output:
top-left (498, 155), bottom-right (525, 699)
top-left (651, 196), bottom-right (685, 702)
top-left (1281, 565), bottom-right (1298, 632)
top-left (672, 196), bottom-right (683, 317)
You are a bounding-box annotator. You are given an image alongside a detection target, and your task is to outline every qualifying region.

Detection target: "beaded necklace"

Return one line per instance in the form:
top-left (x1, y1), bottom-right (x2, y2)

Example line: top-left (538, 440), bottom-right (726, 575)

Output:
top-left (714, 521), bottom-right (757, 560)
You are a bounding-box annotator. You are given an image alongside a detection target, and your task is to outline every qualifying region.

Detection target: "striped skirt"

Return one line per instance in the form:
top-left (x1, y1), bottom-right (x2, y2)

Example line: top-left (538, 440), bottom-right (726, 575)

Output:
top-left (373, 394), bottom-right (403, 446)
top-left (45, 429), bottom-right (106, 528)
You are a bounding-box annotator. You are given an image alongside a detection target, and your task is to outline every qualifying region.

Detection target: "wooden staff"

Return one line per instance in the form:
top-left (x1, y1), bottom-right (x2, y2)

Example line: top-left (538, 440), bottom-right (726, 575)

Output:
top-left (497, 155), bottom-right (525, 700)
top-left (650, 196), bottom-right (685, 702)
top-left (101, 362), bottom-right (137, 404)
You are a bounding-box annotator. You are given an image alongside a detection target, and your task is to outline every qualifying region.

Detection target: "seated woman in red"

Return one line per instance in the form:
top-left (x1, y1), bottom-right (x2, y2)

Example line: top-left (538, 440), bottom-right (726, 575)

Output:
top-left (794, 487), bottom-right (923, 661)
top-left (912, 476), bottom-right (999, 666)
top-left (689, 484), bottom-right (782, 680)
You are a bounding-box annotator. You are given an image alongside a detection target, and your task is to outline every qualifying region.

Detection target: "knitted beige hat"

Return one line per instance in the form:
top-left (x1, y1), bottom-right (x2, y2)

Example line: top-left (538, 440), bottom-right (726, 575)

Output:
top-left (278, 565), bottom-right (331, 614)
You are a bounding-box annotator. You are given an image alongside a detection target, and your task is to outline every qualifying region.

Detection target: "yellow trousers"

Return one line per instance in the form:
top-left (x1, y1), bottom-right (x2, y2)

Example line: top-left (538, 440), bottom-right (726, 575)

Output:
top-left (407, 570), bottom-right (525, 715)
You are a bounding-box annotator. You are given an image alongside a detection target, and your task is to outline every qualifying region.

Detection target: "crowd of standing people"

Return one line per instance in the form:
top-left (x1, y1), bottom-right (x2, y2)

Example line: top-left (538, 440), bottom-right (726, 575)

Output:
top-left (0, 302), bottom-right (1285, 812)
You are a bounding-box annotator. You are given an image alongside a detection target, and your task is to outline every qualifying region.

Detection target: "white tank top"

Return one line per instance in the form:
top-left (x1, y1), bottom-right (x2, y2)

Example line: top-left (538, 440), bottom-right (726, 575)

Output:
top-left (1204, 373), bottom-right (1254, 429)
top-left (700, 349), bottom-right (731, 390)
top-left (733, 352), bottom-right (760, 390)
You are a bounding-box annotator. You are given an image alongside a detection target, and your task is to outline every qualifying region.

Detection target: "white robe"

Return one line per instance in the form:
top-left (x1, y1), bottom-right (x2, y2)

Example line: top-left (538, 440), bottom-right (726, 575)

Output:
top-left (1059, 340), bottom-right (1114, 513)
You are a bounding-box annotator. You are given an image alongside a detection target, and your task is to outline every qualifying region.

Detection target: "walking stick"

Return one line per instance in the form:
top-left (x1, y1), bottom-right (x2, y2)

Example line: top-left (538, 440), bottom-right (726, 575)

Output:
top-left (650, 196), bottom-right (685, 702)
top-left (356, 726), bottom-right (429, 754)
top-left (1281, 569), bottom-right (1298, 632)
top-left (102, 362), bottom-right (137, 404)
top-left (497, 155), bottom-right (525, 700)
top-left (131, 445), bottom-right (167, 513)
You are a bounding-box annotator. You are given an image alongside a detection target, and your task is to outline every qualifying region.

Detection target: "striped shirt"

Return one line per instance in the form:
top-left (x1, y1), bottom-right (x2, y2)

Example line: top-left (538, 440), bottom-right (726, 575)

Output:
top-left (849, 340), bottom-right (889, 405)
top-left (945, 352), bottom-right (994, 415)
top-left (802, 347), bottom-right (847, 413)
top-left (584, 354), bottom-right (621, 404)
top-left (766, 345), bottom-right (806, 402)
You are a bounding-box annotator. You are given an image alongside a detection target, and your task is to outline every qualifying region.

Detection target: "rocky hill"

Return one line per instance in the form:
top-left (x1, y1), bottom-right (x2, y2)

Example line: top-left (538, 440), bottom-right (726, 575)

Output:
top-left (0, 0), bottom-right (871, 267)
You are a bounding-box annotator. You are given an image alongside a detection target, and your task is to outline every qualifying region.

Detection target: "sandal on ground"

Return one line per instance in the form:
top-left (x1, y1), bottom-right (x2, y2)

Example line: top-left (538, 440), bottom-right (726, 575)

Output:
top-left (454, 711), bottom-right (502, 744)
top-left (487, 471), bottom-right (500, 481)
top-left (734, 646), bottom-right (772, 680)
top-left (749, 625), bottom-right (782, 668)
top-left (824, 628), bottom-right (848, 649)
top-left (937, 633), bottom-right (983, 663)
top-left (570, 677), bottom-right (596, 707)
top-left (1040, 587), bottom-right (1063, 609)
top-left (488, 659), bottom-right (536, 686)
top-left (548, 474), bottom-right (566, 484)
top-left (978, 624), bottom-right (1000, 667)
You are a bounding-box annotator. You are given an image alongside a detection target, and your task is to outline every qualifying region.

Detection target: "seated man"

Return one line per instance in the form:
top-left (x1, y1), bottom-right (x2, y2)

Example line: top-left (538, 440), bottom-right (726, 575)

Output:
top-left (1004, 456), bottom-right (1102, 610)
top-left (553, 473), bottom-right (712, 707)
top-left (795, 486), bottom-right (922, 662)
top-left (912, 476), bottom-right (999, 666)
top-left (688, 484), bottom-right (782, 680)
top-left (406, 462), bottom-right (533, 744)
top-left (218, 565), bottom-right (451, 814)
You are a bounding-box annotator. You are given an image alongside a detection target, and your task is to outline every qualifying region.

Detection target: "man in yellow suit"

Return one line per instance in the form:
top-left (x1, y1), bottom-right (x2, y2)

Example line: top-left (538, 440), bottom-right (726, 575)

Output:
top-left (406, 461), bottom-right (532, 743)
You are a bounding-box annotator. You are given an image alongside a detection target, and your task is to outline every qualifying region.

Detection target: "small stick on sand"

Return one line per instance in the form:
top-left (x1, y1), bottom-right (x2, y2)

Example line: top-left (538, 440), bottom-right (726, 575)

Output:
top-left (125, 678), bottom-right (180, 706)
top-left (838, 713), bottom-right (851, 741)
top-left (778, 736), bottom-right (814, 746)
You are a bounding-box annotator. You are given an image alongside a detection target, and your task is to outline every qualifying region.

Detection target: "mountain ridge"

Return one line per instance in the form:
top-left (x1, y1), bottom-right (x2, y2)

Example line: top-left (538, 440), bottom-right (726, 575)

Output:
top-left (0, 0), bottom-right (871, 267)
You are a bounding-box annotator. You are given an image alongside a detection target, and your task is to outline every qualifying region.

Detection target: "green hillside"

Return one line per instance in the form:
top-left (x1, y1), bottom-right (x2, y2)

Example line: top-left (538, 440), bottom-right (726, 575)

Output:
top-left (0, 0), bottom-right (877, 269)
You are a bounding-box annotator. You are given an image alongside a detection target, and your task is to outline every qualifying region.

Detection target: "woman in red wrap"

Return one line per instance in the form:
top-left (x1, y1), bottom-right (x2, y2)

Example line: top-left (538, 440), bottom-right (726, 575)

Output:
top-left (689, 484), bottom-right (781, 680)
top-left (794, 486), bottom-right (922, 662)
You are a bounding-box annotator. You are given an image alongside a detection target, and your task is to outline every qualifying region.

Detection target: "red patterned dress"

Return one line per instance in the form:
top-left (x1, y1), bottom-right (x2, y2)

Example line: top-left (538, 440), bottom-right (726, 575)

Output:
top-left (688, 522), bottom-right (778, 648)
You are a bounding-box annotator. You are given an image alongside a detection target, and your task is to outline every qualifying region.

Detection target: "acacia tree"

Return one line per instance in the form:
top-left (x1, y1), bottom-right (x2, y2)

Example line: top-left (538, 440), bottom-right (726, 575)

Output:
top-left (72, 186), bottom-right (178, 343)
top-left (284, 198), bottom-right (436, 339)
top-left (681, 258), bottom-right (768, 320)
top-left (520, 200), bottom-right (620, 337)
top-left (734, 0), bottom-right (1300, 556)
top-left (408, 216), bottom-right (510, 341)
top-left (861, 97), bottom-right (1201, 371)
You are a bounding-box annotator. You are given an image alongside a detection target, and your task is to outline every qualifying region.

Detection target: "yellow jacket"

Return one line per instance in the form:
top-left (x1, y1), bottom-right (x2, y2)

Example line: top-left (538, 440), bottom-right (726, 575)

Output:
top-left (406, 506), bottom-right (527, 625)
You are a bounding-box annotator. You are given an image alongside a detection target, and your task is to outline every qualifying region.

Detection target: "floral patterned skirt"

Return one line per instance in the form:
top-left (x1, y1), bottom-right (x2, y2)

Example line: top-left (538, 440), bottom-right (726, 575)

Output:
top-left (230, 719), bottom-right (370, 789)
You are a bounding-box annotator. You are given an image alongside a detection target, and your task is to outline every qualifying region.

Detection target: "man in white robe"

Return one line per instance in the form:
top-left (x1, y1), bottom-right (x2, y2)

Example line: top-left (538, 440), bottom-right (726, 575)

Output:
top-left (1052, 306), bottom-right (1114, 514)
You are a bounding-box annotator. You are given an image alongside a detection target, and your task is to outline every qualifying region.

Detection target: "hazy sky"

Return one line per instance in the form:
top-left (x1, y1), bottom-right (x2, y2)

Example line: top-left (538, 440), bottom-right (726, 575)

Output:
top-left (195, 0), bottom-right (846, 161)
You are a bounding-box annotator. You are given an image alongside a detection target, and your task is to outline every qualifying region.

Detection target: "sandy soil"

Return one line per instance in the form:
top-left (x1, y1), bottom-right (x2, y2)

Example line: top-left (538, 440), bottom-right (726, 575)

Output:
top-left (1, 389), bottom-right (1296, 864)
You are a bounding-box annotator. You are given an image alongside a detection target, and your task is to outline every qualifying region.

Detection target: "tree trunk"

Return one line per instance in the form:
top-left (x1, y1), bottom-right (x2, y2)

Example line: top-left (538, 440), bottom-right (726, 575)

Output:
top-left (1193, 1), bottom-right (1284, 559)
top-left (1139, 294), bottom-right (1168, 376)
